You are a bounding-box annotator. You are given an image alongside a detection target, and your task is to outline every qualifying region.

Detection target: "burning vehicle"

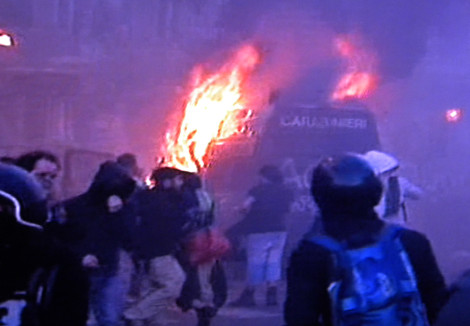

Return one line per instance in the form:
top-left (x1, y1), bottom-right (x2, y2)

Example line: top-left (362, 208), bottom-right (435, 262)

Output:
top-left (159, 38), bottom-right (381, 243)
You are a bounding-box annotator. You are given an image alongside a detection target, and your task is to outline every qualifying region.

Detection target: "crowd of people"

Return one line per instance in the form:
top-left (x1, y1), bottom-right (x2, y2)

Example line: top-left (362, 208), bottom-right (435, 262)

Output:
top-left (0, 148), bottom-right (466, 326)
top-left (0, 151), bottom-right (230, 326)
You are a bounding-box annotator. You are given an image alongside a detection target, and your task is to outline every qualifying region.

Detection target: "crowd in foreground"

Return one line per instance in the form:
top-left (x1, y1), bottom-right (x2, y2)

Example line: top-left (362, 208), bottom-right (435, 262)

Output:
top-left (0, 151), bottom-right (229, 326)
top-left (0, 149), bottom-right (468, 325)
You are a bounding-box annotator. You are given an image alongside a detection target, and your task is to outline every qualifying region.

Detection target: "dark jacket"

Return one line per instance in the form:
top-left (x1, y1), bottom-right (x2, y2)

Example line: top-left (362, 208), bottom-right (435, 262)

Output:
top-left (284, 212), bottom-right (448, 326)
top-left (133, 187), bottom-right (189, 260)
top-left (57, 161), bottom-right (135, 276)
top-left (229, 182), bottom-right (293, 239)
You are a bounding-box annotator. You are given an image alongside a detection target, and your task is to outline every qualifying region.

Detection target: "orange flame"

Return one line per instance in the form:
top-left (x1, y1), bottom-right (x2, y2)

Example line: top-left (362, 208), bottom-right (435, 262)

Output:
top-left (332, 36), bottom-right (377, 101)
top-left (0, 30), bottom-right (14, 47)
top-left (162, 45), bottom-right (261, 172)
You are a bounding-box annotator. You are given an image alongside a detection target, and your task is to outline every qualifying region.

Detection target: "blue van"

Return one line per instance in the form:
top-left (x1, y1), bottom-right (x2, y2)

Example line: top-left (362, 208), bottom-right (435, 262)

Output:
top-left (207, 100), bottom-right (380, 249)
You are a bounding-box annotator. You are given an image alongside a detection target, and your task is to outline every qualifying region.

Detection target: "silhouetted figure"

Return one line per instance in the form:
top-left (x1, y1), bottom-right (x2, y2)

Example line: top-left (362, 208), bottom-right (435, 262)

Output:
top-left (58, 161), bottom-right (136, 326)
top-left (176, 172), bottom-right (228, 326)
top-left (363, 150), bottom-right (423, 224)
top-left (0, 163), bottom-right (88, 326)
top-left (284, 154), bottom-right (448, 326)
top-left (230, 165), bottom-right (293, 307)
top-left (124, 167), bottom-right (188, 325)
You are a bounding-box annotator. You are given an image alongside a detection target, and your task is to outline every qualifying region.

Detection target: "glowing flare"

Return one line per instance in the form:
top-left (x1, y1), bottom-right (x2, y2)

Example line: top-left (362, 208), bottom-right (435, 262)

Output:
top-left (332, 36), bottom-right (377, 101)
top-left (163, 45), bottom-right (261, 172)
top-left (446, 108), bottom-right (463, 123)
top-left (0, 31), bottom-right (14, 47)
top-left (332, 72), bottom-right (376, 101)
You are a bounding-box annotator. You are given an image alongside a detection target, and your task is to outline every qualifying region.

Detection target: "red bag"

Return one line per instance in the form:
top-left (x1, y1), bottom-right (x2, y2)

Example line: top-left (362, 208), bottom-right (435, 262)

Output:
top-left (186, 228), bottom-right (231, 265)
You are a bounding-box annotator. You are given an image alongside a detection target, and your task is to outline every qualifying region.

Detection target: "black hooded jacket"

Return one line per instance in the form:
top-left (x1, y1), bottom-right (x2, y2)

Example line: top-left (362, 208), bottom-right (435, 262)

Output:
top-left (133, 186), bottom-right (190, 260)
top-left (57, 161), bottom-right (136, 276)
top-left (284, 211), bottom-right (448, 326)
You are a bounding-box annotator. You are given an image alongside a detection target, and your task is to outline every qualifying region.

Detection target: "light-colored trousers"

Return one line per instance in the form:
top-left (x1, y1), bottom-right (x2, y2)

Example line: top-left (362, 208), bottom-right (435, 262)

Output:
top-left (125, 254), bottom-right (185, 322)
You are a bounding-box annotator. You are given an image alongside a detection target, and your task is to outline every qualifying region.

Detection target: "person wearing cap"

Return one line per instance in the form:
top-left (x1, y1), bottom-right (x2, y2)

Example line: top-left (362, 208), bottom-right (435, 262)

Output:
top-left (363, 150), bottom-right (423, 225)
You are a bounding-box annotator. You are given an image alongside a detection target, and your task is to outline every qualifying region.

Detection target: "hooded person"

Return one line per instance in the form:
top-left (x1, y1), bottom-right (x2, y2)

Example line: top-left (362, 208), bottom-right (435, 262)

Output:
top-left (116, 153), bottom-right (145, 189)
top-left (123, 166), bottom-right (188, 325)
top-left (363, 150), bottom-right (423, 224)
top-left (57, 161), bottom-right (136, 326)
top-left (284, 153), bottom-right (448, 326)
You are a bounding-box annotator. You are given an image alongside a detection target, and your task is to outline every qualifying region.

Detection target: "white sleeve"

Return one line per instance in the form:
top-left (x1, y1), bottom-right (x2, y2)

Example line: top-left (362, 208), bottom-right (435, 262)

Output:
top-left (399, 177), bottom-right (423, 200)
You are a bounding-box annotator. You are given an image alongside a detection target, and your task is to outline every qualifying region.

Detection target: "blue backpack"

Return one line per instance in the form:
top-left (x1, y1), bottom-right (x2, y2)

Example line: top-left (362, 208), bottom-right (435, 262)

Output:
top-left (310, 225), bottom-right (429, 326)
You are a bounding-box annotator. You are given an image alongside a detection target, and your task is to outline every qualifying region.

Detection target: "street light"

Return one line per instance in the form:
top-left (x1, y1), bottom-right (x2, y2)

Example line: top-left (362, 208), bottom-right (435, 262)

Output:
top-left (0, 30), bottom-right (15, 48)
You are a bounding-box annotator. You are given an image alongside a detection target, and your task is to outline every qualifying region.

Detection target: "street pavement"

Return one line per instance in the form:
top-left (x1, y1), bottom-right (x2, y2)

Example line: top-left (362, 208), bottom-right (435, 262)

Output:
top-left (164, 280), bottom-right (285, 326)
top-left (169, 305), bottom-right (283, 326)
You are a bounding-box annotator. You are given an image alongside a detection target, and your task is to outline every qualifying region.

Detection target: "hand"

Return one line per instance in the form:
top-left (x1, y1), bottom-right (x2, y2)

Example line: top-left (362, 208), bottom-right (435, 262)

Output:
top-left (107, 195), bottom-right (123, 213)
top-left (82, 254), bottom-right (100, 268)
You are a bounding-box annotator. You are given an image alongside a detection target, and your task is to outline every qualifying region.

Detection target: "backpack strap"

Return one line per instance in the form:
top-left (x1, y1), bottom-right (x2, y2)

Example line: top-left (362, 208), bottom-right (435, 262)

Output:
top-left (308, 234), bottom-right (349, 283)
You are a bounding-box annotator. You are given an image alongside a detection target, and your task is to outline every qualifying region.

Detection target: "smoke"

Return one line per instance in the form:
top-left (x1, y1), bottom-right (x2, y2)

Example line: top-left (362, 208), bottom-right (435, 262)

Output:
top-left (0, 1), bottom-right (33, 28)
top-left (220, 0), bottom-right (446, 83)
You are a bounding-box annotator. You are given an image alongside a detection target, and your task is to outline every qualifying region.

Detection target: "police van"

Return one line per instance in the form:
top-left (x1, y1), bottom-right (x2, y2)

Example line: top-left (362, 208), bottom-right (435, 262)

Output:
top-left (207, 100), bottom-right (381, 250)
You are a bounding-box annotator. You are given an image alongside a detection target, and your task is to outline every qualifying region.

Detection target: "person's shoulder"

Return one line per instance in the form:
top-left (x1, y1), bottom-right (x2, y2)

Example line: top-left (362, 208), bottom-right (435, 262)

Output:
top-left (396, 226), bottom-right (432, 251)
top-left (397, 226), bottom-right (428, 241)
top-left (287, 238), bottom-right (334, 278)
top-left (62, 193), bottom-right (88, 210)
top-left (290, 237), bottom-right (333, 263)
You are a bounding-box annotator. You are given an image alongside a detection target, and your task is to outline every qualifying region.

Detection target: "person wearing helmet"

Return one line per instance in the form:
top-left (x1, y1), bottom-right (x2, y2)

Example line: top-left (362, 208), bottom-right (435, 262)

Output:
top-left (0, 162), bottom-right (48, 228)
top-left (0, 163), bottom-right (50, 300)
top-left (284, 154), bottom-right (448, 326)
top-left (363, 150), bottom-right (423, 225)
top-left (0, 163), bottom-right (88, 326)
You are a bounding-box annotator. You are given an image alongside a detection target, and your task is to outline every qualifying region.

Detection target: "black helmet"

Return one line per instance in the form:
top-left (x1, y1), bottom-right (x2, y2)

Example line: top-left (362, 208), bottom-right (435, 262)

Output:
top-left (311, 154), bottom-right (382, 214)
top-left (0, 163), bottom-right (48, 228)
